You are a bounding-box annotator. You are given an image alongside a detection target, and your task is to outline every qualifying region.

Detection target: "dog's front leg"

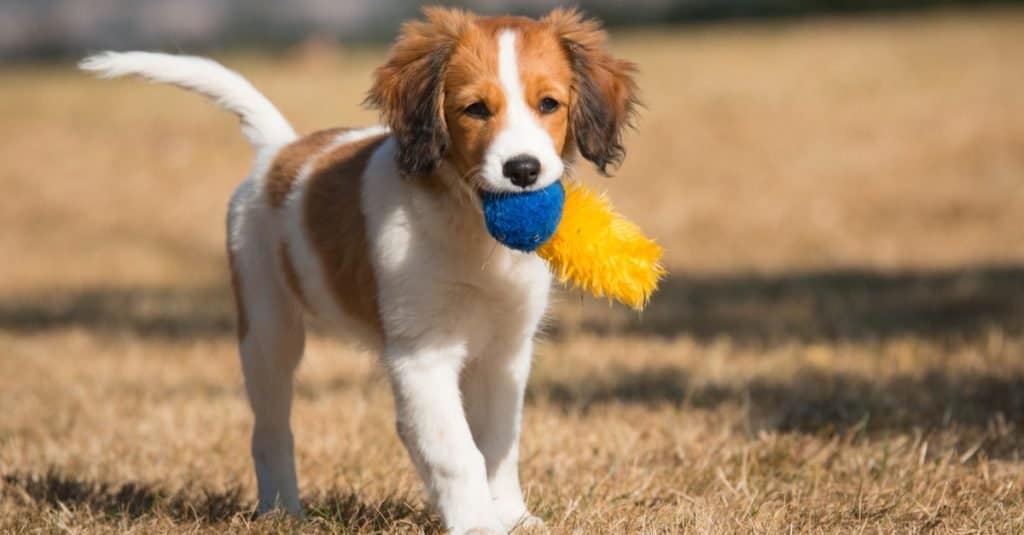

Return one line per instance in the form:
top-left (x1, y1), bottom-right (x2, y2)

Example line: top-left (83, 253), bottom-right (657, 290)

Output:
top-left (385, 343), bottom-right (504, 534)
top-left (461, 337), bottom-right (543, 531)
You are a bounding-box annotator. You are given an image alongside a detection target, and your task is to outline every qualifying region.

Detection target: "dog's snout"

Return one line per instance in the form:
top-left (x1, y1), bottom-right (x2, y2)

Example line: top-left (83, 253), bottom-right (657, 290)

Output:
top-left (502, 155), bottom-right (541, 188)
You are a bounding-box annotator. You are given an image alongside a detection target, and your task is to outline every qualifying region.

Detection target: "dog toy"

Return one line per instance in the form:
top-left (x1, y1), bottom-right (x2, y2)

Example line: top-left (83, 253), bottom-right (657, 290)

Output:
top-left (480, 182), bottom-right (565, 253)
top-left (481, 181), bottom-right (665, 310)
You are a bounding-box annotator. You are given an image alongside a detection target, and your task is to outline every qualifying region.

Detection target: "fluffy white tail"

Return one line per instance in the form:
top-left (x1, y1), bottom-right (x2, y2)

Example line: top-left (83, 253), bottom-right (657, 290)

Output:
top-left (79, 51), bottom-right (297, 149)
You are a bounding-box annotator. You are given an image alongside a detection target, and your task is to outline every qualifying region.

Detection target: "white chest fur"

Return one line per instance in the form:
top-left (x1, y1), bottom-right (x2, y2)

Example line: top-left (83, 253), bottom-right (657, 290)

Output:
top-left (361, 139), bottom-right (552, 354)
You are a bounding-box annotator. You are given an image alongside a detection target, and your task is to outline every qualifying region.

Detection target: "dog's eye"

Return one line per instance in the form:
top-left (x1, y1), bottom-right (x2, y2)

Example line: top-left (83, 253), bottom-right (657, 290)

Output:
top-left (538, 97), bottom-right (560, 115)
top-left (464, 101), bottom-right (492, 119)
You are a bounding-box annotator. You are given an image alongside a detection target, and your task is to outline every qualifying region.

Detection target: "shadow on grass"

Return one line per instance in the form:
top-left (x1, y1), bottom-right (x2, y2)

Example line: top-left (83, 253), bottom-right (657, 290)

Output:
top-left (0, 286), bottom-right (236, 339)
top-left (2, 470), bottom-right (440, 531)
top-left (2, 469), bottom-right (245, 522)
top-left (530, 366), bottom-right (1024, 457)
top-left (561, 263), bottom-right (1024, 343)
top-left (1, 264), bottom-right (1021, 343)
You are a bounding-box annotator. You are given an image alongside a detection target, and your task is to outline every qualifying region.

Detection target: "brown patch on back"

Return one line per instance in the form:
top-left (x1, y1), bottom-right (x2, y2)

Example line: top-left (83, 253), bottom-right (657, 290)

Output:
top-left (304, 133), bottom-right (389, 333)
top-left (279, 241), bottom-right (310, 311)
top-left (266, 128), bottom-right (348, 208)
top-left (228, 251), bottom-right (248, 341)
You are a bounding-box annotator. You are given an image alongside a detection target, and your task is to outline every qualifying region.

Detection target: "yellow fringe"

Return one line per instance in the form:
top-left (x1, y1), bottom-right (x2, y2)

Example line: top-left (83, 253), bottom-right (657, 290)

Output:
top-left (537, 181), bottom-right (666, 310)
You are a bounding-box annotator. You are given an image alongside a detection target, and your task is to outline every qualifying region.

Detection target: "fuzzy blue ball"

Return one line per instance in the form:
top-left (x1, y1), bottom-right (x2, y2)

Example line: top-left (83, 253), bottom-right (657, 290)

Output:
top-left (480, 181), bottom-right (565, 252)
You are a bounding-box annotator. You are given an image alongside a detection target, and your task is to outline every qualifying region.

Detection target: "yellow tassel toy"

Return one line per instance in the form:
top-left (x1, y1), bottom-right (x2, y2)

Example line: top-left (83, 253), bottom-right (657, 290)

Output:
top-left (480, 180), bottom-right (665, 310)
top-left (539, 182), bottom-right (665, 310)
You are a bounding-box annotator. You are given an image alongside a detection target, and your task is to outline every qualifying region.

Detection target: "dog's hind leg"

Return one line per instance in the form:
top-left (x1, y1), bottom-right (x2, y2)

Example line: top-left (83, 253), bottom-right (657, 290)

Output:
top-left (229, 183), bottom-right (306, 515)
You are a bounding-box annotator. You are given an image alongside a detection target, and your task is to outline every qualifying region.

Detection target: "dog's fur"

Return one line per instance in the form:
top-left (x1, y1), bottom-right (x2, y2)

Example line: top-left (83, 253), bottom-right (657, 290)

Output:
top-left (80, 7), bottom-right (637, 533)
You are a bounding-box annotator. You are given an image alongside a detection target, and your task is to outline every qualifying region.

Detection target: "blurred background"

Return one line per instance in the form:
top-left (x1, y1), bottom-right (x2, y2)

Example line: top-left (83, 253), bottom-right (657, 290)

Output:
top-left (0, 0), bottom-right (1017, 58)
top-left (2, 1), bottom-right (1024, 533)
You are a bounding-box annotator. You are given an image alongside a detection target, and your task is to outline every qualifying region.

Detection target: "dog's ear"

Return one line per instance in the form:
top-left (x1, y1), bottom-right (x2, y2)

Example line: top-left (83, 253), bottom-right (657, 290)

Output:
top-left (544, 8), bottom-right (639, 175)
top-left (365, 7), bottom-right (473, 176)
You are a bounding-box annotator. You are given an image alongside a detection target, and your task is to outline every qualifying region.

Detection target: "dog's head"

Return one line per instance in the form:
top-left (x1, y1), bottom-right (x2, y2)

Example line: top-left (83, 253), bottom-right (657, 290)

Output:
top-left (366, 7), bottom-right (638, 193)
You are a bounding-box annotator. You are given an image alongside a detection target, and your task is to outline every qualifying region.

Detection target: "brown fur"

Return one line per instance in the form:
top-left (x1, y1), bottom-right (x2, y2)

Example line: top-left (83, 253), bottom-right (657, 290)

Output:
top-left (279, 241), bottom-right (309, 311)
top-left (266, 128), bottom-right (348, 208)
top-left (442, 14), bottom-right (573, 180)
top-left (365, 8), bottom-right (475, 176)
top-left (544, 8), bottom-right (639, 174)
top-left (303, 133), bottom-right (390, 333)
top-left (512, 19), bottom-right (573, 157)
top-left (368, 7), bottom-right (630, 186)
top-left (440, 16), bottom-right (503, 180)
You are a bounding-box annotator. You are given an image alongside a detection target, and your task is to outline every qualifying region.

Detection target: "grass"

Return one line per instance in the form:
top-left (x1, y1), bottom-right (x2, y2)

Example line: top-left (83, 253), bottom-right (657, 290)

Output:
top-left (3, 7), bottom-right (1024, 533)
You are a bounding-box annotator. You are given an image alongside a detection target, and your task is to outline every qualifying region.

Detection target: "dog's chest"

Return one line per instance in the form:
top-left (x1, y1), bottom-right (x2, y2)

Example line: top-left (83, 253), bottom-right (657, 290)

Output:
top-left (406, 200), bottom-right (551, 310)
top-left (364, 181), bottom-right (550, 343)
top-left (423, 240), bottom-right (552, 351)
top-left (345, 143), bottom-right (552, 347)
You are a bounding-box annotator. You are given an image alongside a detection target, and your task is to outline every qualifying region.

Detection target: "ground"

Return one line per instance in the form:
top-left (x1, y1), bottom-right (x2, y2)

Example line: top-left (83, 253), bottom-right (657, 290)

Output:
top-left (2, 7), bottom-right (1024, 534)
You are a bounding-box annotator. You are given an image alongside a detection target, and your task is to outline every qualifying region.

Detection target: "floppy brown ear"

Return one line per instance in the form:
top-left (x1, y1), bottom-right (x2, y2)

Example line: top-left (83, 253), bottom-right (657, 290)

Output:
top-left (365, 8), bottom-right (473, 176)
top-left (545, 8), bottom-right (639, 175)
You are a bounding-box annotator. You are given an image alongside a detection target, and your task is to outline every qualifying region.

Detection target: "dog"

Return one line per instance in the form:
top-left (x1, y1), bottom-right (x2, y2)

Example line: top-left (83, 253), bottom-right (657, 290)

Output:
top-left (81, 7), bottom-right (637, 533)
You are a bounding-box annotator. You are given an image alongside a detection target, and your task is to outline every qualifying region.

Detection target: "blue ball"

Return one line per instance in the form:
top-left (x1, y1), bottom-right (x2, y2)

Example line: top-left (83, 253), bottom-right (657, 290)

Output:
top-left (480, 181), bottom-right (565, 252)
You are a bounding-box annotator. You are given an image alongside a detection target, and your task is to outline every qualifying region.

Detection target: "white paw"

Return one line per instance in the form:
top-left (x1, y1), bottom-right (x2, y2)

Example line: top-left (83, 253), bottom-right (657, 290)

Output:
top-left (464, 528), bottom-right (505, 535)
top-left (452, 516), bottom-right (507, 535)
top-left (510, 514), bottom-right (547, 533)
top-left (495, 499), bottom-right (545, 533)
top-left (255, 499), bottom-right (303, 518)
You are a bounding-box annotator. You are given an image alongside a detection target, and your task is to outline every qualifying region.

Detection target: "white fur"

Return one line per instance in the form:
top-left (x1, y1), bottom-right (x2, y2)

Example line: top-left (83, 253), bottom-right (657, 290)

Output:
top-left (363, 139), bottom-right (550, 533)
top-left (79, 51), bottom-right (297, 148)
top-left (481, 30), bottom-right (564, 193)
top-left (227, 155), bottom-right (305, 514)
top-left (84, 49), bottom-right (551, 534)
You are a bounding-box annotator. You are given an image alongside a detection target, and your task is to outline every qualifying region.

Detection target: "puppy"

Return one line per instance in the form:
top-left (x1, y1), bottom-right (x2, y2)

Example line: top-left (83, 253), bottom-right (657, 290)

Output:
top-left (81, 7), bottom-right (636, 533)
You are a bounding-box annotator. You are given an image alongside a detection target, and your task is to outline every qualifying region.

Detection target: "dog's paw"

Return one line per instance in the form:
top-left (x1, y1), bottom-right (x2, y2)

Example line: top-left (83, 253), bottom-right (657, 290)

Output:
top-left (254, 502), bottom-right (304, 520)
top-left (453, 515), bottom-right (507, 535)
top-left (464, 528), bottom-right (505, 535)
top-left (510, 514), bottom-right (547, 533)
top-left (494, 499), bottom-right (545, 533)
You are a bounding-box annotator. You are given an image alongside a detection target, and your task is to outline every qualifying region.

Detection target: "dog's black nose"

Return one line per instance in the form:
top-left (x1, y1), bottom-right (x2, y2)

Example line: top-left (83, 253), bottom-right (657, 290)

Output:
top-left (502, 155), bottom-right (541, 188)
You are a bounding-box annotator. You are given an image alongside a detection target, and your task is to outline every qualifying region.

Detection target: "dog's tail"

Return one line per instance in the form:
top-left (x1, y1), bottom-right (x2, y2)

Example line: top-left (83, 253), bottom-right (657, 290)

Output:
top-left (79, 51), bottom-right (297, 149)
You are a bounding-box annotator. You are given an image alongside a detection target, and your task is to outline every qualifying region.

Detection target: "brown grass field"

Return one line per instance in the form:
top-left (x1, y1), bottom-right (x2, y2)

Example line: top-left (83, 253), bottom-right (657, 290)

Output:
top-left (3, 7), bottom-right (1024, 533)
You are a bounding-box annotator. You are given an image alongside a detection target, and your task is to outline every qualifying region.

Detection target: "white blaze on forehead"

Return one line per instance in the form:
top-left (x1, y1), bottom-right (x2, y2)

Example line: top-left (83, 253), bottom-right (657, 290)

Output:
top-left (498, 31), bottom-right (529, 120)
top-left (479, 29), bottom-right (564, 193)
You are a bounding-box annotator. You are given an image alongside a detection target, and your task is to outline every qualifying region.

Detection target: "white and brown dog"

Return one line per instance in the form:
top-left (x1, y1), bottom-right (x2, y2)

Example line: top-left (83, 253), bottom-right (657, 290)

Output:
top-left (81, 7), bottom-right (636, 534)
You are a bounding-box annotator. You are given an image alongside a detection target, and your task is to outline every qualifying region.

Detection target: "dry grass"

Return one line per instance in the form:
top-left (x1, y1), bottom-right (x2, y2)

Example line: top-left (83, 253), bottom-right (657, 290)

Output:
top-left (3, 7), bottom-right (1024, 534)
